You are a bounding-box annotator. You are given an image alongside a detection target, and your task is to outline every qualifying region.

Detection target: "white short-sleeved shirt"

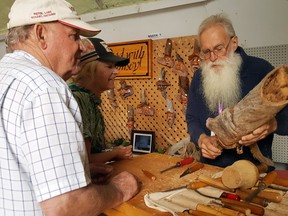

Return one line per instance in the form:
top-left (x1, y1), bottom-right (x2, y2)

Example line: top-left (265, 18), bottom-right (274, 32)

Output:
top-left (0, 51), bottom-right (91, 216)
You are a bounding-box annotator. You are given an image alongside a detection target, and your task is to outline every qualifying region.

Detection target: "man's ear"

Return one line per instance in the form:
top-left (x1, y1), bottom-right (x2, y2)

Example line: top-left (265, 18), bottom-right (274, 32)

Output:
top-left (34, 23), bottom-right (48, 49)
top-left (232, 35), bottom-right (238, 51)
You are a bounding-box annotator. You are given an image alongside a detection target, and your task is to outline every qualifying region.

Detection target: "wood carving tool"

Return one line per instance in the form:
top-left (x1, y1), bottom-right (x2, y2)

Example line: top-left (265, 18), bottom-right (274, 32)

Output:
top-left (163, 177), bottom-right (223, 192)
top-left (180, 209), bottom-right (215, 216)
top-left (186, 204), bottom-right (231, 216)
top-left (163, 180), bottom-right (215, 192)
top-left (244, 170), bottom-right (278, 202)
top-left (209, 205), bottom-right (245, 216)
top-left (239, 188), bottom-right (282, 203)
top-left (195, 189), bottom-right (260, 215)
top-left (198, 174), bottom-right (234, 192)
top-left (180, 161), bottom-right (204, 178)
top-left (217, 202), bottom-right (251, 216)
top-left (160, 157), bottom-right (194, 173)
top-left (271, 175), bottom-right (288, 187)
top-left (219, 198), bottom-right (265, 216)
top-left (235, 189), bottom-right (269, 207)
top-left (194, 188), bottom-right (241, 201)
top-left (141, 169), bottom-right (156, 181)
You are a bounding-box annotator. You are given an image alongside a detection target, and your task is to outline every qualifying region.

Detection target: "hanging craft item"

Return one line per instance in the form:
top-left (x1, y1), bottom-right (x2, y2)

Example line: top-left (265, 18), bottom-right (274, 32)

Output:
top-left (176, 76), bottom-right (190, 113)
top-left (165, 98), bottom-right (176, 128)
top-left (126, 104), bottom-right (135, 133)
top-left (136, 89), bottom-right (155, 116)
top-left (172, 53), bottom-right (188, 77)
top-left (206, 65), bottom-right (288, 166)
top-left (156, 67), bottom-right (170, 99)
top-left (157, 38), bottom-right (175, 68)
top-left (117, 80), bottom-right (133, 100)
top-left (188, 39), bottom-right (201, 73)
top-left (106, 89), bottom-right (118, 109)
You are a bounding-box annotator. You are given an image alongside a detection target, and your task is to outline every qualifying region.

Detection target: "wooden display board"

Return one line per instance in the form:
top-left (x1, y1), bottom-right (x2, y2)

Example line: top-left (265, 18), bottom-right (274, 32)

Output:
top-left (101, 35), bottom-right (198, 151)
top-left (109, 39), bottom-right (153, 79)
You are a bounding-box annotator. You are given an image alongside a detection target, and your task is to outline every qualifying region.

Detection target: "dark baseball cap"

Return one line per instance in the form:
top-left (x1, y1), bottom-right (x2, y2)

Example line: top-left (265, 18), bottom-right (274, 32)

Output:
top-left (80, 38), bottom-right (129, 66)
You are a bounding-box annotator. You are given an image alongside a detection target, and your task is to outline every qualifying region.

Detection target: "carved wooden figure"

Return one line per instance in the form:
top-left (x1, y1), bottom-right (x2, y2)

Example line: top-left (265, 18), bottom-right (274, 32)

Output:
top-left (136, 89), bottom-right (155, 116)
top-left (126, 104), bottom-right (135, 133)
top-left (156, 67), bottom-right (170, 99)
top-left (188, 39), bottom-right (201, 73)
top-left (173, 53), bottom-right (188, 77)
top-left (206, 65), bottom-right (288, 166)
top-left (165, 98), bottom-right (176, 128)
top-left (157, 38), bottom-right (174, 68)
top-left (117, 80), bottom-right (133, 100)
top-left (176, 76), bottom-right (189, 113)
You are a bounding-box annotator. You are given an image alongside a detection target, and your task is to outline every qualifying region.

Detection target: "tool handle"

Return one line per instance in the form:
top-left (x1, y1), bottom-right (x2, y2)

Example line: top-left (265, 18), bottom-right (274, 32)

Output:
top-left (198, 174), bottom-right (234, 192)
top-left (240, 188), bottom-right (282, 203)
top-left (142, 169), bottom-right (156, 181)
top-left (220, 192), bottom-right (241, 201)
top-left (262, 170), bottom-right (278, 187)
top-left (196, 204), bottom-right (227, 216)
top-left (220, 198), bottom-right (265, 216)
top-left (236, 189), bottom-right (268, 207)
top-left (184, 209), bottom-right (215, 216)
top-left (189, 161), bottom-right (205, 172)
top-left (209, 205), bottom-right (245, 216)
top-left (222, 203), bottom-right (251, 216)
top-left (178, 157), bottom-right (194, 167)
top-left (187, 177), bottom-right (223, 190)
top-left (273, 176), bottom-right (288, 187)
top-left (187, 181), bottom-right (209, 189)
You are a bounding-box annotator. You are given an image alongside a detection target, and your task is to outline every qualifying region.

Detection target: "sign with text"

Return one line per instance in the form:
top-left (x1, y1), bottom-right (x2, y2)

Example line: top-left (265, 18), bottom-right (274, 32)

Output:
top-left (109, 39), bottom-right (152, 79)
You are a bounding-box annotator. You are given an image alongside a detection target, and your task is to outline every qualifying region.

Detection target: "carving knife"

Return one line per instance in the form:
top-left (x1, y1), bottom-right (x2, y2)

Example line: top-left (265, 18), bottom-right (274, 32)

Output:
top-left (244, 170), bottom-right (278, 203)
top-left (179, 161), bottom-right (204, 178)
top-left (160, 157), bottom-right (194, 173)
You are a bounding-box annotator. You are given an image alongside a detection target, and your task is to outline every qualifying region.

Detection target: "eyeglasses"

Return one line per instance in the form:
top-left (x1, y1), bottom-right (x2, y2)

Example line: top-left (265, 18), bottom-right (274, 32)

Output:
top-left (199, 36), bottom-right (234, 60)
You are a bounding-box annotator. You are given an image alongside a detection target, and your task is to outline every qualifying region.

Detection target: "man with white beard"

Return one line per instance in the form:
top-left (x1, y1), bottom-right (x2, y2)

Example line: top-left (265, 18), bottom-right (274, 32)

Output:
top-left (186, 13), bottom-right (287, 170)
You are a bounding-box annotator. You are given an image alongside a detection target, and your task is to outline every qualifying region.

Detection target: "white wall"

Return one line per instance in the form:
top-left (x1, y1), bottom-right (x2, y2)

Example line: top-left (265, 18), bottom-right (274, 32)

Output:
top-left (1, 0), bottom-right (288, 58)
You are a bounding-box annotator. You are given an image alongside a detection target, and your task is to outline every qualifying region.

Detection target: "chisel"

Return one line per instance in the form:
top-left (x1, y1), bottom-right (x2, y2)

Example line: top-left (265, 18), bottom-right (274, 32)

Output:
top-left (160, 157), bottom-right (194, 173)
top-left (244, 170), bottom-right (278, 203)
top-left (180, 161), bottom-right (204, 178)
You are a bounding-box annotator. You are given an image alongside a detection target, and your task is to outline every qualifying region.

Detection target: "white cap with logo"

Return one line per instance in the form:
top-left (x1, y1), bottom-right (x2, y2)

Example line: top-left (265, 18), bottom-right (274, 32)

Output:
top-left (7, 0), bottom-right (101, 37)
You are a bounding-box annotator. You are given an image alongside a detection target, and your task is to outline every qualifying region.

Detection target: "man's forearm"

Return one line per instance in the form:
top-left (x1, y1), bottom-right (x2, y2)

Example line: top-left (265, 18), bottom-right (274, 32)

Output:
top-left (41, 183), bottom-right (124, 216)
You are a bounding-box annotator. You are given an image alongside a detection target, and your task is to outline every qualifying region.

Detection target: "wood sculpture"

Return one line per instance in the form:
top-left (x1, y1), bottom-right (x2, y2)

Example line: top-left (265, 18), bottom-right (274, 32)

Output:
top-left (206, 65), bottom-right (288, 166)
top-left (157, 38), bottom-right (175, 68)
top-left (188, 39), bottom-right (201, 73)
top-left (165, 98), bottom-right (176, 128)
top-left (126, 104), bottom-right (135, 133)
top-left (156, 67), bottom-right (170, 99)
top-left (173, 53), bottom-right (188, 77)
top-left (176, 76), bottom-right (190, 113)
top-left (117, 80), bottom-right (133, 100)
top-left (136, 89), bottom-right (155, 116)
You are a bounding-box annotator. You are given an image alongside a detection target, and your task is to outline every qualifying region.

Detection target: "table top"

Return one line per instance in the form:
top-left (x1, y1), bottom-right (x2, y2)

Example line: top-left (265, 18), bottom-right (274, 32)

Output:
top-left (104, 153), bottom-right (221, 216)
top-left (104, 153), bottom-right (288, 216)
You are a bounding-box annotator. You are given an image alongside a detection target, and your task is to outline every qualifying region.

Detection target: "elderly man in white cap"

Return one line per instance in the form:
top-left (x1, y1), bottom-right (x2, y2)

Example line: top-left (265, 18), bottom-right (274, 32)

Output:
top-left (0, 0), bottom-right (139, 215)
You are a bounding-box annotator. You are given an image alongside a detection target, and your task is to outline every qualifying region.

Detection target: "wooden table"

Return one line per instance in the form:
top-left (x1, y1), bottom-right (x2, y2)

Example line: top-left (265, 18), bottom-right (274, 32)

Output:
top-left (104, 153), bottom-right (221, 216)
top-left (103, 153), bottom-right (288, 216)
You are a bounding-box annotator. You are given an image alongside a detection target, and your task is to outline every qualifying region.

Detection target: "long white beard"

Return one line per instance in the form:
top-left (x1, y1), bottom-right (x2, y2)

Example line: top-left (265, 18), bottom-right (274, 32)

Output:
top-left (201, 53), bottom-right (242, 113)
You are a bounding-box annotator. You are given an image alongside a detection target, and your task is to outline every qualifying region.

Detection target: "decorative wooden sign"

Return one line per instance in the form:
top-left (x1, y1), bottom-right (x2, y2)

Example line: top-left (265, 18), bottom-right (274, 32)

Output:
top-left (109, 39), bottom-right (152, 79)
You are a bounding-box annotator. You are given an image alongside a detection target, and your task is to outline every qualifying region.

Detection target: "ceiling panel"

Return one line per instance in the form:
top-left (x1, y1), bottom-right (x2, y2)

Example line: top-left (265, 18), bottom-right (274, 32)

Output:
top-left (0, 0), bottom-right (154, 34)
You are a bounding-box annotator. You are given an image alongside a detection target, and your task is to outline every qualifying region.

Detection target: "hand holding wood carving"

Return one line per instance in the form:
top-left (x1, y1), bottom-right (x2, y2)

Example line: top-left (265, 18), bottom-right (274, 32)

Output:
top-left (239, 118), bottom-right (277, 146)
top-left (198, 133), bottom-right (223, 159)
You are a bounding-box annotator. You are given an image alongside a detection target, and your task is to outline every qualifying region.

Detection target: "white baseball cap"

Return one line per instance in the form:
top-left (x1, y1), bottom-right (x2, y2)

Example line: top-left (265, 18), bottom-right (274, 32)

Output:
top-left (7, 0), bottom-right (101, 37)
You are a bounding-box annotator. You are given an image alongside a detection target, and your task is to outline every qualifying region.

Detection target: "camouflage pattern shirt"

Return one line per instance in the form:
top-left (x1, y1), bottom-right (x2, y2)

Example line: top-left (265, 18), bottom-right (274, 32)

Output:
top-left (69, 83), bottom-right (105, 153)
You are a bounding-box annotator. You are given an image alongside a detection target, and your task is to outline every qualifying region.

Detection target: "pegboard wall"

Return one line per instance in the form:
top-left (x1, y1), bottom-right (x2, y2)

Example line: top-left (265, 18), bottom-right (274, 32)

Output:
top-left (102, 35), bottom-right (197, 152)
top-left (245, 44), bottom-right (288, 164)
